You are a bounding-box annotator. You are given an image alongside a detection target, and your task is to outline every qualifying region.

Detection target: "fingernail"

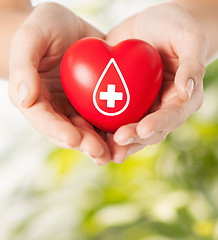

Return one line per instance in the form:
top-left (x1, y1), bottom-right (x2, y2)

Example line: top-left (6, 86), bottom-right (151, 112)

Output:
top-left (186, 79), bottom-right (194, 99)
top-left (121, 138), bottom-right (134, 146)
top-left (83, 150), bottom-right (91, 158)
top-left (18, 83), bottom-right (29, 105)
top-left (61, 142), bottom-right (72, 149)
top-left (83, 150), bottom-right (98, 164)
top-left (125, 138), bottom-right (134, 144)
top-left (92, 158), bottom-right (97, 165)
top-left (142, 130), bottom-right (155, 139)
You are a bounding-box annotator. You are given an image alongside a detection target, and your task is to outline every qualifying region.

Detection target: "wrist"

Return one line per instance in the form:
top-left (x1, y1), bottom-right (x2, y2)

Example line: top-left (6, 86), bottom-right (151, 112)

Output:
top-left (173, 0), bottom-right (218, 62)
top-left (0, 7), bottom-right (32, 79)
top-left (0, 0), bottom-right (32, 12)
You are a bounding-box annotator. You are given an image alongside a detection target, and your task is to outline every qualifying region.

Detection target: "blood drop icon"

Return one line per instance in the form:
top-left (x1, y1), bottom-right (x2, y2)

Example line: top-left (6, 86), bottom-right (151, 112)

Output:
top-left (93, 58), bottom-right (130, 116)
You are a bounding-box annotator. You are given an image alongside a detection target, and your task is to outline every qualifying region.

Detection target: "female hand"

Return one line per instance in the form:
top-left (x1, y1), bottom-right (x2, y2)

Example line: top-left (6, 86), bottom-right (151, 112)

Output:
top-left (8, 2), bottom-right (112, 165)
top-left (106, 2), bottom-right (208, 163)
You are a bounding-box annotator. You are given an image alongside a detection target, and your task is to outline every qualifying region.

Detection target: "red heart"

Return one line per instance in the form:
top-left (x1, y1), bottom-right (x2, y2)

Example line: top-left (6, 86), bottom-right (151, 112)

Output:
top-left (60, 38), bottom-right (163, 133)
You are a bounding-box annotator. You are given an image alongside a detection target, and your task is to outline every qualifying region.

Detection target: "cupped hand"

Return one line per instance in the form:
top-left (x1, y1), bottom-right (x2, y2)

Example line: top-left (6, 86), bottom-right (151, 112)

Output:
top-left (8, 2), bottom-right (112, 165)
top-left (8, 2), bottom-right (209, 166)
top-left (106, 2), bottom-right (208, 163)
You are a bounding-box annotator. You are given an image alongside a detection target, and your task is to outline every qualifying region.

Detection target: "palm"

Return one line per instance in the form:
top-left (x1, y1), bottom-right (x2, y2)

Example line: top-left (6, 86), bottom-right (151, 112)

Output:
top-left (28, 2), bottom-right (104, 135)
top-left (37, 37), bottom-right (109, 155)
top-left (9, 3), bottom-right (112, 164)
top-left (150, 51), bottom-right (179, 113)
top-left (38, 46), bottom-right (76, 119)
top-left (9, 2), bottom-right (206, 164)
top-left (40, 76), bottom-right (73, 120)
top-left (105, 2), bottom-right (206, 162)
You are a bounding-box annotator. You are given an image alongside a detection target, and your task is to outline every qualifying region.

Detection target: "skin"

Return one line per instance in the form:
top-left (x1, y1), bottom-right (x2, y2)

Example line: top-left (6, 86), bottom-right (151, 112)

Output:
top-left (0, 0), bottom-right (32, 78)
top-left (8, 3), bottom-right (112, 165)
top-left (1, 0), bottom-right (218, 165)
top-left (175, 0), bottom-right (218, 61)
top-left (106, 2), bottom-right (209, 162)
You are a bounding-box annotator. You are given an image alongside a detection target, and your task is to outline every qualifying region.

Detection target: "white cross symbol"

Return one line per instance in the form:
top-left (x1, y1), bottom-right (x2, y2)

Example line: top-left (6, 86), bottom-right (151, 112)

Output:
top-left (99, 84), bottom-right (123, 108)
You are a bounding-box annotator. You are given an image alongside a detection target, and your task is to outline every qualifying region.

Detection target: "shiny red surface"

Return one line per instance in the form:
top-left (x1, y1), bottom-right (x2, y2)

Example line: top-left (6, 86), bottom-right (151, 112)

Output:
top-left (60, 38), bottom-right (163, 132)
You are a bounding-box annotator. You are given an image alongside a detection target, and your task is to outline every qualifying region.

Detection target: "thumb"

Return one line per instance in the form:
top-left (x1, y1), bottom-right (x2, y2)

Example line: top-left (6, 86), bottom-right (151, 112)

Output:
top-left (174, 30), bottom-right (208, 101)
top-left (174, 59), bottom-right (205, 100)
top-left (8, 21), bottom-right (46, 108)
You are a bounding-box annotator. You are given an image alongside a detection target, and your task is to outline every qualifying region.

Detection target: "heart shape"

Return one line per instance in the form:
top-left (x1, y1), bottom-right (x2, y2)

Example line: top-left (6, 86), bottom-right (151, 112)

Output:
top-left (60, 38), bottom-right (163, 133)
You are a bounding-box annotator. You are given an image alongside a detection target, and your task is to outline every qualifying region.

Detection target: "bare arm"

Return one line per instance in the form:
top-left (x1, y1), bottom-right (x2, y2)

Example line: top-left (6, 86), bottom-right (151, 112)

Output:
top-left (0, 0), bottom-right (32, 78)
top-left (174, 0), bottom-right (218, 62)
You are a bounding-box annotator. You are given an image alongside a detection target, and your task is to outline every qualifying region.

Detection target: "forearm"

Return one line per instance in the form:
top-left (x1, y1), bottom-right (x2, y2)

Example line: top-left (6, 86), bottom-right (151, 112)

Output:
top-left (0, 0), bottom-right (32, 10)
top-left (174, 0), bottom-right (218, 62)
top-left (0, 1), bottom-right (32, 79)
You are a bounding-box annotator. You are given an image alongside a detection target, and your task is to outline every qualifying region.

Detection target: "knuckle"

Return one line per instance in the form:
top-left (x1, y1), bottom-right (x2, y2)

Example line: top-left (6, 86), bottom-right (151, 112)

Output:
top-left (39, 1), bottom-right (61, 10)
top-left (11, 29), bottom-right (21, 46)
top-left (152, 132), bottom-right (168, 145)
top-left (159, 133), bottom-right (167, 142)
top-left (194, 62), bottom-right (206, 81)
top-left (33, 120), bottom-right (48, 135)
top-left (10, 62), bottom-right (24, 75)
top-left (199, 63), bottom-right (206, 79)
top-left (176, 105), bottom-right (186, 127)
top-left (158, 110), bottom-right (170, 124)
top-left (175, 113), bottom-right (185, 129)
top-left (196, 92), bottom-right (204, 111)
top-left (186, 23), bottom-right (205, 41)
top-left (162, 103), bottom-right (185, 130)
top-left (33, 121), bottom-right (42, 133)
top-left (183, 24), bottom-right (199, 40)
top-left (186, 62), bottom-right (205, 86)
top-left (178, 117), bottom-right (186, 128)
top-left (11, 25), bottom-right (29, 47)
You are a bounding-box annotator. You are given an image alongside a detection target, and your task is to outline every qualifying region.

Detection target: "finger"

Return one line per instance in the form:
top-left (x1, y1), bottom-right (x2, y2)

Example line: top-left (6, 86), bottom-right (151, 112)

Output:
top-left (46, 135), bottom-right (108, 166)
top-left (126, 144), bottom-right (146, 157)
top-left (174, 61), bottom-right (205, 100)
top-left (20, 97), bottom-right (82, 148)
top-left (173, 29), bottom-right (208, 100)
top-left (115, 81), bottom-right (203, 146)
top-left (94, 148), bottom-right (112, 166)
top-left (47, 136), bottom-right (76, 149)
top-left (114, 122), bottom-right (164, 146)
top-left (136, 93), bottom-right (199, 140)
top-left (137, 78), bottom-right (203, 139)
top-left (113, 123), bottom-right (137, 146)
top-left (79, 132), bottom-right (104, 159)
top-left (136, 131), bottom-right (167, 146)
top-left (107, 133), bottom-right (128, 164)
top-left (47, 136), bottom-right (99, 165)
top-left (9, 18), bottom-right (47, 108)
top-left (108, 133), bottom-right (145, 164)
top-left (69, 114), bottom-right (111, 164)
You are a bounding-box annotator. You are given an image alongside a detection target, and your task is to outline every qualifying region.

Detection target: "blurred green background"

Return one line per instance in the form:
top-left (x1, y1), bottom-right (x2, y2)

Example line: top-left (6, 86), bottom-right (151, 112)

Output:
top-left (0, 0), bottom-right (218, 240)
